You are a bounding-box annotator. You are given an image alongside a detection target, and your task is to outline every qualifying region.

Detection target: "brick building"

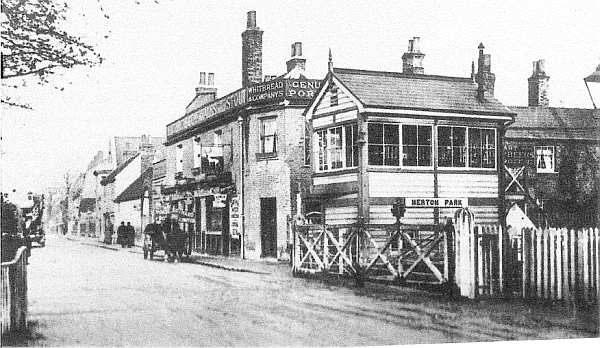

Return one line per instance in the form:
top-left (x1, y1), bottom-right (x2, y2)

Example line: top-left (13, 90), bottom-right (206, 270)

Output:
top-left (504, 60), bottom-right (600, 227)
top-left (163, 11), bottom-right (321, 260)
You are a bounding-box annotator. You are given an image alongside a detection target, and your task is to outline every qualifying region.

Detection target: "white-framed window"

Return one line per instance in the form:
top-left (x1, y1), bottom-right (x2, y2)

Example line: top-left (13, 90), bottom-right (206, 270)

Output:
top-left (402, 125), bottom-right (432, 167)
top-left (368, 123), bottom-right (400, 166)
top-left (176, 144), bottom-right (183, 173)
top-left (438, 126), bottom-right (466, 167)
top-left (437, 126), bottom-right (496, 169)
top-left (315, 124), bottom-right (358, 171)
top-left (193, 138), bottom-right (202, 169)
top-left (260, 117), bottom-right (277, 154)
top-left (535, 146), bottom-right (555, 173)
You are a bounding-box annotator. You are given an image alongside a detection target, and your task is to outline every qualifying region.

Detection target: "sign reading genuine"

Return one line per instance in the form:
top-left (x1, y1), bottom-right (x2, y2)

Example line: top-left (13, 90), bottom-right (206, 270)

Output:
top-left (406, 197), bottom-right (468, 208)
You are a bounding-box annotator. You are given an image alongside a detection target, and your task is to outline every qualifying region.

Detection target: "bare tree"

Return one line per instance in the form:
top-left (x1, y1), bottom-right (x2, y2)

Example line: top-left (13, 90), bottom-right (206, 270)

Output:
top-left (1, 0), bottom-right (102, 109)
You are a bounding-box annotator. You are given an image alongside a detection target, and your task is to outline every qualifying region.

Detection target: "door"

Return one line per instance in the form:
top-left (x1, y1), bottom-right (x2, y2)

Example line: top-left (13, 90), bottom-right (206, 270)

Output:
top-left (260, 197), bottom-right (277, 258)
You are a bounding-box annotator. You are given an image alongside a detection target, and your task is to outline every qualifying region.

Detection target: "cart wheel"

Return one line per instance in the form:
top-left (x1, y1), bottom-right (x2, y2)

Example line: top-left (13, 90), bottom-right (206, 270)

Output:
top-left (150, 251), bottom-right (154, 260)
top-left (143, 249), bottom-right (148, 259)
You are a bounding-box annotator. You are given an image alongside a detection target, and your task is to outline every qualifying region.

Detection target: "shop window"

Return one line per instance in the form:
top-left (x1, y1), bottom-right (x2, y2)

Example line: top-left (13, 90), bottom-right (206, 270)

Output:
top-left (438, 126), bottom-right (466, 167)
top-left (368, 123), bottom-right (399, 166)
top-left (535, 146), bottom-right (555, 173)
top-left (402, 125), bottom-right (432, 167)
top-left (175, 144), bottom-right (183, 173)
top-left (315, 124), bottom-right (358, 171)
top-left (206, 196), bottom-right (223, 232)
top-left (260, 117), bottom-right (277, 154)
top-left (469, 128), bottom-right (496, 168)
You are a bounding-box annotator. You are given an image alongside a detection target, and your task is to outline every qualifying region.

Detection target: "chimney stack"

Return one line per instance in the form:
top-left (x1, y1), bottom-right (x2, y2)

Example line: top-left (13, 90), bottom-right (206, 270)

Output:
top-left (242, 11), bottom-right (263, 87)
top-left (475, 43), bottom-right (496, 101)
top-left (528, 59), bottom-right (550, 107)
top-left (402, 37), bottom-right (425, 74)
top-left (286, 41), bottom-right (306, 73)
top-left (195, 71), bottom-right (217, 104)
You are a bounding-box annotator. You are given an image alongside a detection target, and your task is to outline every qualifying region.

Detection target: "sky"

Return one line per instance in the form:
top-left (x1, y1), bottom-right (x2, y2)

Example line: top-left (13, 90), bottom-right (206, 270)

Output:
top-left (1, 0), bottom-right (599, 197)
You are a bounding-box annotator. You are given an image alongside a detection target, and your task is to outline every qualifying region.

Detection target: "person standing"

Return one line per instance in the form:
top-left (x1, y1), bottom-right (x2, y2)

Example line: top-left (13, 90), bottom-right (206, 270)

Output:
top-left (126, 222), bottom-right (135, 248)
top-left (116, 222), bottom-right (126, 248)
top-left (104, 222), bottom-right (114, 245)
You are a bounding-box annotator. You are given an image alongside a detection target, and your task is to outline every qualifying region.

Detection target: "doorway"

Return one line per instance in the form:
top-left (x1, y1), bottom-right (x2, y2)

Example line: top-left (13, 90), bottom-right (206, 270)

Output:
top-left (260, 197), bottom-right (277, 258)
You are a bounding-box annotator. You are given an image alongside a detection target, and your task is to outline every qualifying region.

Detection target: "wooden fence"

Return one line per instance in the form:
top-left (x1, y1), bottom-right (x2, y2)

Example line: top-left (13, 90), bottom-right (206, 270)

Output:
top-left (1, 246), bottom-right (28, 334)
top-left (519, 227), bottom-right (599, 303)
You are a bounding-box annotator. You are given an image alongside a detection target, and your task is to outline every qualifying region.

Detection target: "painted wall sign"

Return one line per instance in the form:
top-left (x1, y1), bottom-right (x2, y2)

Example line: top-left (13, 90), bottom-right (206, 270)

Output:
top-left (229, 195), bottom-right (240, 236)
top-left (168, 79), bottom-right (323, 139)
top-left (504, 143), bottom-right (535, 166)
top-left (405, 197), bottom-right (468, 208)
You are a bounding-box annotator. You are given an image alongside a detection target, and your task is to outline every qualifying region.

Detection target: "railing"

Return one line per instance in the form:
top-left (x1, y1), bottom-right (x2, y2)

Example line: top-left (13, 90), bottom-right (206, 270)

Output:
top-left (1, 246), bottom-right (28, 334)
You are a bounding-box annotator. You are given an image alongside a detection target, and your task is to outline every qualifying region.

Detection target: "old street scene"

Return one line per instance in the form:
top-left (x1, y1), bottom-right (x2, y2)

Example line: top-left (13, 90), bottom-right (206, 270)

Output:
top-left (1, 1), bottom-right (599, 347)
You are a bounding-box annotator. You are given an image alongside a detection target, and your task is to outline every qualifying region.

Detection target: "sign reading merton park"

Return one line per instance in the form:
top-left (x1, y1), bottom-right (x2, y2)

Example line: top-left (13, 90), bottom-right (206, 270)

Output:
top-left (167, 78), bottom-right (322, 138)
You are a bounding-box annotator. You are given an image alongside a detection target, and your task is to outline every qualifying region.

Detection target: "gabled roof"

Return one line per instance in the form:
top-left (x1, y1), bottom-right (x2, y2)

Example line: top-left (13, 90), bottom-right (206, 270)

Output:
top-left (506, 106), bottom-right (600, 141)
top-left (114, 167), bottom-right (152, 203)
top-left (100, 153), bottom-right (139, 186)
top-left (331, 67), bottom-right (514, 116)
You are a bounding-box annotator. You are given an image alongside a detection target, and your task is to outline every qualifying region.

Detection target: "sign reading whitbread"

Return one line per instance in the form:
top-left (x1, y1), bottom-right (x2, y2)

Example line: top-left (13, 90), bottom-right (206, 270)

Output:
top-left (406, 197), bottom-right (468, 208)
top-left (168, 78), bottom-right (323, 139)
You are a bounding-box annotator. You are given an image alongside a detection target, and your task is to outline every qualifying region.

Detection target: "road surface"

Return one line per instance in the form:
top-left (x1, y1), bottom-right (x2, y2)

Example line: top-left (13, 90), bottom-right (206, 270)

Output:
top-left (12, 235), bottom-right (597, 346)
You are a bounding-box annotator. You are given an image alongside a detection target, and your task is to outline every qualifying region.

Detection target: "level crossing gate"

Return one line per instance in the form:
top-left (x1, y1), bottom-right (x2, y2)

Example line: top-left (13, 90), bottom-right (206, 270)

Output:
top-left (292, 208), bottom-right (503, 299)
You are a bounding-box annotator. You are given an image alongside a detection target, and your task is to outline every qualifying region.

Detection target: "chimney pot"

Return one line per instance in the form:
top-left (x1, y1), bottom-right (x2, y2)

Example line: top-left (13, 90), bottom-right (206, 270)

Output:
top-left (208, 73), bottom-right (214, 85)
top-left (412, 37), bottom-right (421, 52)
top-left (247, 11), bottom-right (257, 28)
top-left (294, 42), bottom-right (302, 57)
top-left (199, 72), bottom-right (206, 85)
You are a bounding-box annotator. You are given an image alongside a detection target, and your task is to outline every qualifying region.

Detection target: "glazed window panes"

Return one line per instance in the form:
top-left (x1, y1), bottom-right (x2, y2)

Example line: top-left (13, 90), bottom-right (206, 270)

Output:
top-left (368, 123), bottom-right (399, 166)
top-left (468, 128), bottom-right (496, 168)
top-left (438, 126), bottom-right (466, 167)
top-left (402, 125), bottom-right (432, 167)
top-left (315, 124), bottom-right (358, 171)
top-left (345, 124), bottom-right (358, 168)
top-left (535, 146), bottom-right (555, 173)
top-left (260, 117), bottom-right (277, 153)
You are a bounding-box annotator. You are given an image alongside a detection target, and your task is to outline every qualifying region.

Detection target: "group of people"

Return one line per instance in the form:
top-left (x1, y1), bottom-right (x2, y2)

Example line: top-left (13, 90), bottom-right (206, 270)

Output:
top-left (115, 221), bottom-right (135, 248)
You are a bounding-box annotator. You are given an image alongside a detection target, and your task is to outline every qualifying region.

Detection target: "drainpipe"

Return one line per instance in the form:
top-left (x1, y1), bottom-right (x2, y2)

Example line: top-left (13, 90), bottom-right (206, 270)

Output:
top-left (238, 115), bottom-right (246, 259)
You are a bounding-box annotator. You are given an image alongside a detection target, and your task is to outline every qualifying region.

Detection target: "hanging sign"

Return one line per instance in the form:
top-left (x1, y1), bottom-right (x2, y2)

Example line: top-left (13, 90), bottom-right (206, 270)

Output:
top-left (405, 197), bottom-right (468, 208)
top-left (229, 196), bottom-right (240, 236)
top-left (213, 194), bottom-right (227, 208)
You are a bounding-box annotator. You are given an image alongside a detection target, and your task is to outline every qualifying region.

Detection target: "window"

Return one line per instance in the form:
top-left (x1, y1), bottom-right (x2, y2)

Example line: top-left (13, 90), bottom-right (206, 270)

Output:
top-left (176, 144), bottom-right (183, 173)
top-left (535, 146), bottom-right (555, 173)
top-left (402, 125), bottom-right (432, 167)
top-left (438, 126), bottom-right (466, 167)
top-left (315, 124), bottom-right (358, 171)
top-left (468, 128), bottom-right (496, 168)
top-left (260, 117), bottom-right (277, 153)
top-left (368, 123), bottom-right (399, 166)
top-left (193, 139), bottom-right (202, 168)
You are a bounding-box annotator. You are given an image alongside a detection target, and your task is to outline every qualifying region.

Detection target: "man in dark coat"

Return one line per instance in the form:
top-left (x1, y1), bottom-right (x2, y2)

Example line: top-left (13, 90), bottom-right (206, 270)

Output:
top-left (126, 222), bottom-right (135, 247)
top-left (116, 222), bottom-right (126, 248)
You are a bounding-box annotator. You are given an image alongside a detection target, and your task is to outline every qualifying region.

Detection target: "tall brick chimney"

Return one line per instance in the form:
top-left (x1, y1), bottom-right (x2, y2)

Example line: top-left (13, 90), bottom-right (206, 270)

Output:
top-left (402, 37), bottom-right (425, 74)
top-left (286, 42), bottom-right (306, 73)
top-left (528, 59), bottom-right (549, 107)
top-left (475, 43), bottom-right (496, 100)
top-left (140, 135), bottom-right (154, 174)
top-left (241, 11), bottom-right (263, 87)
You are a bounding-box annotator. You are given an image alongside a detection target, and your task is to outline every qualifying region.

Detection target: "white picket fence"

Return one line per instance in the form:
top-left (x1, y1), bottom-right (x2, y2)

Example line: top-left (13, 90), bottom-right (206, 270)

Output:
top-left (520, 227), bottom-right (599, 303)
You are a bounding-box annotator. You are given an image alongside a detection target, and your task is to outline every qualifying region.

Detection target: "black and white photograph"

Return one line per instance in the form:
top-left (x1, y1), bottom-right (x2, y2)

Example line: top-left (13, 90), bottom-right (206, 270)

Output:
top-left (1, 0), bottom-right (599, 346)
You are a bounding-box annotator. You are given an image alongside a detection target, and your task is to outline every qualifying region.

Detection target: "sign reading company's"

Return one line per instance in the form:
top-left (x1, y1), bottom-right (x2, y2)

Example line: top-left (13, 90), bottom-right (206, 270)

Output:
top-left (405, 197), bottom-right (468, 208)
top-left (168, 78), bottom-right (323, 138)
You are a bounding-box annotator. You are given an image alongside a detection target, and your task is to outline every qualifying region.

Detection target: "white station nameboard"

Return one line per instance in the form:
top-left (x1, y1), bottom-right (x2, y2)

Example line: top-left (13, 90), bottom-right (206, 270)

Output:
top-left (405, 197), bottom-right (468, 208)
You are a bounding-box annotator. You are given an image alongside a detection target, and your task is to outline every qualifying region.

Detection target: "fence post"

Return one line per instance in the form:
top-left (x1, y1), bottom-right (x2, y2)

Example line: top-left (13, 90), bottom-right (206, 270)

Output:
top-left (454, 207), bottom-right (476, 299)
top-left (292, 224), bottom-right (299, 275)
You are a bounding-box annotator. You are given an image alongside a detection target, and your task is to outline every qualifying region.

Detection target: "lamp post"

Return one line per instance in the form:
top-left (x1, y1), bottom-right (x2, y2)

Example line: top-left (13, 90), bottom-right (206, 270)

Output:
top-left (237, 115), bottom-right (245, 259)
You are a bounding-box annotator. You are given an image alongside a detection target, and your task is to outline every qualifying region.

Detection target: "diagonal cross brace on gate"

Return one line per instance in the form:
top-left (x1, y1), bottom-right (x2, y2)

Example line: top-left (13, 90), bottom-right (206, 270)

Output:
top-left (322, 228), bottom-right (357, 274)
top-left (298, 230), bottom-right (326, 271)
top-left (505, 165), bottom-right (525, 193)
top-left (398, 231), bottom-right (446, 283)
top-left (362, 228), bottom-right (400, 278)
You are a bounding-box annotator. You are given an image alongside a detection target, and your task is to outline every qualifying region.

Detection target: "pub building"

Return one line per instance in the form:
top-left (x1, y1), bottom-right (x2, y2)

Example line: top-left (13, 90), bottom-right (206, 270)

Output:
top-left (162, 11), bottom-right (322, 259)
top-left (504, 60), bottom-right (600, 228)
top-left (304, 39), bottom-right (515, 227)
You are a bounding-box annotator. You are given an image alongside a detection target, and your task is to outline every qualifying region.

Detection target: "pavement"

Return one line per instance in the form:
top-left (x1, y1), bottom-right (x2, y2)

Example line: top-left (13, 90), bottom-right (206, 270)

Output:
top-left (65, 234), bottom-right (293, 278)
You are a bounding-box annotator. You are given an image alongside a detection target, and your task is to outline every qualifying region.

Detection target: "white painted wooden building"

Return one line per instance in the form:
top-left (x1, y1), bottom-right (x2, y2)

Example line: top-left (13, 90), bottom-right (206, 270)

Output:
top-left (304, 40), bottom-right (516, 226)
